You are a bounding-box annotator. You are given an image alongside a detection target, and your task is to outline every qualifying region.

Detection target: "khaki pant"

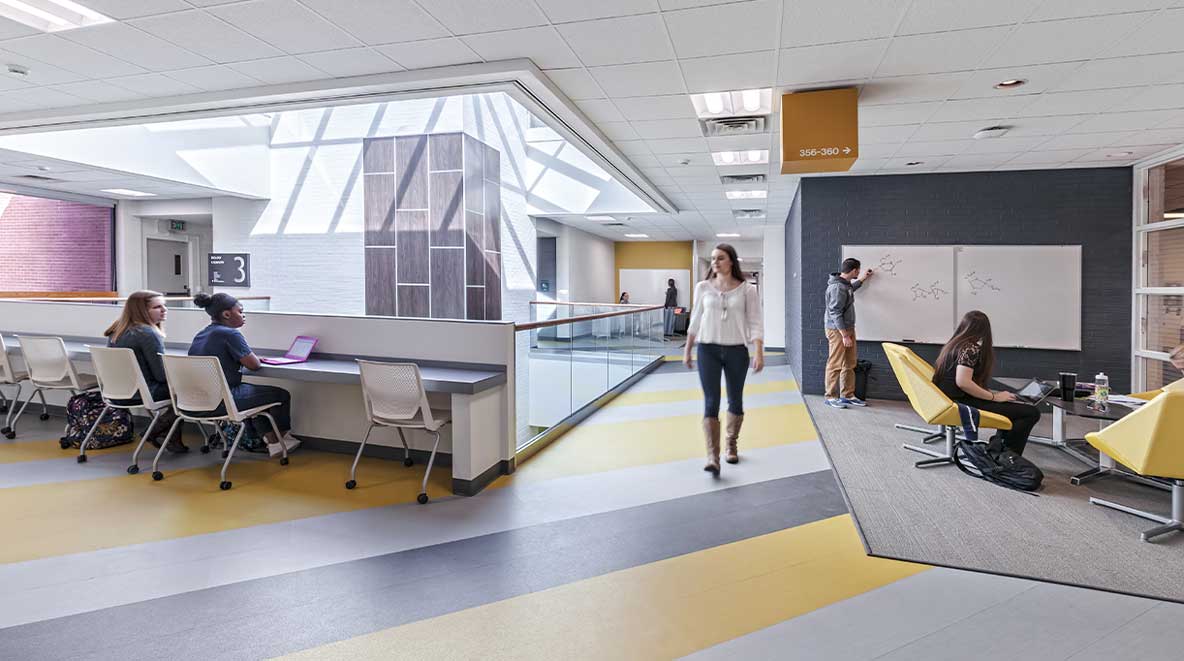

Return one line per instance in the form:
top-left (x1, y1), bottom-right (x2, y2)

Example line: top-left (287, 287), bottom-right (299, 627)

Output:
top-left (825, 328), bottom-right (857, 399)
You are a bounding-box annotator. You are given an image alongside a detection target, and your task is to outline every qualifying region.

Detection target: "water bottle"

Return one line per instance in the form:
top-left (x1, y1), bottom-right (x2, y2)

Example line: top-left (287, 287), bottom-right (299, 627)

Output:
top-left (1095, 372), bottom-right (1109, 406)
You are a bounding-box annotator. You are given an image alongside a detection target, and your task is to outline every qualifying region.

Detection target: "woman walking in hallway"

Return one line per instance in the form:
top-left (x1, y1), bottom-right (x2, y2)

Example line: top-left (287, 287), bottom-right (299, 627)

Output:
top-left (684, 244), bottom-right (764, 475)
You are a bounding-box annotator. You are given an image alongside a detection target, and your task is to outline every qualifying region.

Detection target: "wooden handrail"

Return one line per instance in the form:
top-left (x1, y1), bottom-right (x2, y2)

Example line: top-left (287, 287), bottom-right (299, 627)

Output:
top-left (0, 295), bottom-right (272, 302)
top-left (529, 300), bottom-right (653, 308)
top-left (0, 291), bottom-right (117, 299)
top-left (515, 304), bottom-right (662, 331)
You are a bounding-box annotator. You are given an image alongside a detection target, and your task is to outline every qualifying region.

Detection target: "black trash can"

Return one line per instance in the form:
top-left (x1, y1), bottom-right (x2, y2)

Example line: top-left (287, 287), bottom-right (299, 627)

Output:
top-left (853, 360), bottom-right (874, 401)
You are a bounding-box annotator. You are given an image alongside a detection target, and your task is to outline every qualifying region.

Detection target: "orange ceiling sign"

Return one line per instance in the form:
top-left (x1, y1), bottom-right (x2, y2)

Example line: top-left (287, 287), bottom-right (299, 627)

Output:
top-left (780, 88), bottom-right (859, 175)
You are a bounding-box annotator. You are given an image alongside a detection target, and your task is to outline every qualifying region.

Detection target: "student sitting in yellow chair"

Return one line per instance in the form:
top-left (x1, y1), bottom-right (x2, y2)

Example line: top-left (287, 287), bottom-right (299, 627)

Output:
top-left (1130, 344), bottom-right (1184, 400)
top-left (932, 311), bottom-right (1041, 456)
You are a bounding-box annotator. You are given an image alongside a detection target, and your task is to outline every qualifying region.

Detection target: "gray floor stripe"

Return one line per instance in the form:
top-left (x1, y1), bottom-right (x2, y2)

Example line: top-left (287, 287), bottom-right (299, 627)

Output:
top-left (0, 470), bottom-right (847, 661)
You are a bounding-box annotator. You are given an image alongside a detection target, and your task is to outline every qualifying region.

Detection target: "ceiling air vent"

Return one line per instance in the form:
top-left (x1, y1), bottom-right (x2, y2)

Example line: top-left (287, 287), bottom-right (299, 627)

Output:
top-left (700, 115), bottom-right (767, 137)
top-left (602, 222), bottom-right (626, 227)
top-left (720, 173), bottom-right (766, 185)
top-left (13, 174), bottom-right (61, 182)
top-left (734, 209), bottom-right (766, 220)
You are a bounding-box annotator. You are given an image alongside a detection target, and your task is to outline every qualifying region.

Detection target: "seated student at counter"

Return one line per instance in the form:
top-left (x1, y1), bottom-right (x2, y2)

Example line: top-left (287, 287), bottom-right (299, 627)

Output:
top-left (932, 310), bottom-right (1041, 456)
top-left (104, 290), bottom-right (186, 452)
top-left (189, 293), bottom-right (299, 455)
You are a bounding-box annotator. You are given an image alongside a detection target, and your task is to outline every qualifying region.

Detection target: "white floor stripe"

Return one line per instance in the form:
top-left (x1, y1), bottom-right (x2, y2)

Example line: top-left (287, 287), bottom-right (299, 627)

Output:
top-left (628, 365), bottom-right (795, 393)
top-left (585, 390), bottom-right (804, 425)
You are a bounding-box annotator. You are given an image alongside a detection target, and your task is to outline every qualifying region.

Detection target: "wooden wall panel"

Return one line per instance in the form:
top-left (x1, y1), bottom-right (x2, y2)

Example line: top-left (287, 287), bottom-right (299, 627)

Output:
top-left (396, 210), bottom-right (429, 284)
top-left (430, 248), bottom-right (464, 320)
top-left (430, 133), bottom-right (462, 171)
top-left (396, 135), bottom-right (429, 210)
top-left (463, 135), bottom-right (484, 214)
top-left (364, 248), bottom-right (397, 316)
top-left (483, 179), bottom-right (501, 252)
top-left (466, 286), bottom-right (485, 321)
top-left (362, 137), bottom-right (394, 173)
top-left (364, 173), bottom-right (396, 246)
top-left (484, 252), bottom-right (501, 321)
top-left (465, 210), bottom-right (485, 286)
top-left (397, 285), bottom-right (429, 318)
top-left (430, 171), bottom-right (463, 247)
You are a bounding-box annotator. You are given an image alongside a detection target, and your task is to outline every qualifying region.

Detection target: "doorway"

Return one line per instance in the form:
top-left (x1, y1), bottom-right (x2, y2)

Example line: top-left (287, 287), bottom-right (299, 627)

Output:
top-left (145, 238), bottom-right (190, 295)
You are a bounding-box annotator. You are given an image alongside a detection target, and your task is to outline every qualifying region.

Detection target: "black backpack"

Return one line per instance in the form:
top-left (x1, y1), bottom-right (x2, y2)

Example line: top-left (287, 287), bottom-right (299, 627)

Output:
top-left (954, 436), bottom-right (1043, 493)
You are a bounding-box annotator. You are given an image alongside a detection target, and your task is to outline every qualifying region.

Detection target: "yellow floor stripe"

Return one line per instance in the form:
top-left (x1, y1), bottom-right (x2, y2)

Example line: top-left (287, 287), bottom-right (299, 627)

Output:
top-left (507, 402), bottom-right (817, 484)
top-left (609, 379), bottom-right (798, 407)
top-left (278, 515), bottom-right (928, 660)
top-left (0, 438), bottom-right (129, 464)
top-left (0, 452), bottom-right (462, 565)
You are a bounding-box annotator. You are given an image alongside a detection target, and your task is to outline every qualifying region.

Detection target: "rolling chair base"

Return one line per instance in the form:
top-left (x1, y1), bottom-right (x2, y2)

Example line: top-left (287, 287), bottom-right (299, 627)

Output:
top-left (895, 423), bottom-right (945, 444)
top-left (1089, 480), bottom-right (1184, 543)
top-left (903, 425), bottom-right (957, 468)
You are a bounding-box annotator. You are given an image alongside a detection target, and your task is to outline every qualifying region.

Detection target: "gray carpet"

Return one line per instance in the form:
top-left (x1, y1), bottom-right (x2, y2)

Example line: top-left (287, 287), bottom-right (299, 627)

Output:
top-left (807, 395), bottom-right (1184, 603)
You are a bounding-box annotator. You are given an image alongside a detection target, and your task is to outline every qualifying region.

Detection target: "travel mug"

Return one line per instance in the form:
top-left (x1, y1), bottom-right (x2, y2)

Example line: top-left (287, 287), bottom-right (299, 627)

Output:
top-left (1059, 372), bottom-right (1077, 402)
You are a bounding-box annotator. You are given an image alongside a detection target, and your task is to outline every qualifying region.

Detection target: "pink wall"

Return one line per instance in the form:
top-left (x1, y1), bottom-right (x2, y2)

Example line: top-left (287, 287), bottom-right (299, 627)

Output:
top-left (0, 193), bottom-right (113, 292)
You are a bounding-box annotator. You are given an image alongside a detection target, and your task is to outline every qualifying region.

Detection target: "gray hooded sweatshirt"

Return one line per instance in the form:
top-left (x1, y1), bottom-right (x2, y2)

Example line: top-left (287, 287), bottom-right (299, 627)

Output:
top-left (824, 273), bottom-right (862, 331)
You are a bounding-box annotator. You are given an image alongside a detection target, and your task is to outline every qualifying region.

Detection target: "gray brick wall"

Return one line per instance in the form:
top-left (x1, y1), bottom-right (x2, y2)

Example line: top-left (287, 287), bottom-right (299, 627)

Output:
top-left (784, 186), bottom-right (803, 382)
top-left (792, 167), bottom-right (1133, 398)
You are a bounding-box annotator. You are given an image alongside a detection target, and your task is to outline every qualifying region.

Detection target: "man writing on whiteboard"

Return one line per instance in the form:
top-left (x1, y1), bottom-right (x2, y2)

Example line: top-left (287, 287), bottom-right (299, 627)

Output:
top-left (824, 258), bottom-right (874, 409)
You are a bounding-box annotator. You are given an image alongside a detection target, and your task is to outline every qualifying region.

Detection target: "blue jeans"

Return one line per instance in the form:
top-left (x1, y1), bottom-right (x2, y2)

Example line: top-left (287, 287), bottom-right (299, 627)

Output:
top-left (233, 383), bottom-right (291, 436)
top-left (697, 343), bottom-right (749, 418)
top-left (663, 307), bottom-right (675, 335)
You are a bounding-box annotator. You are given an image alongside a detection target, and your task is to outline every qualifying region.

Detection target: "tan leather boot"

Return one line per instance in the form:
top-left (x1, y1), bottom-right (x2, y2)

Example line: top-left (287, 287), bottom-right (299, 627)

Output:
top-left (725, 413), bottom-right (743, 464)
top-left (703, 417), bottom-right (721, 476)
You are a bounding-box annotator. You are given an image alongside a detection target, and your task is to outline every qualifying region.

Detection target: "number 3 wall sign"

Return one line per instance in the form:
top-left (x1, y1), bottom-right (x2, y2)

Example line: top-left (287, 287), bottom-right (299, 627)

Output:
top-left (207, 253), bottom-right (251, 288)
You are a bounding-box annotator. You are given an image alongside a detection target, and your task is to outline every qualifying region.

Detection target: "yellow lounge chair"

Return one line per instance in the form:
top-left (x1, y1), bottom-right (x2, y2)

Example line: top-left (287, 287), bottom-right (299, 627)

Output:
top-left (1085, 390), bottom-right (1184, 542)
top-left (883, 342), bottom-right (1013, 468)
top-left (1128, 377), bottom-right (1184, 401)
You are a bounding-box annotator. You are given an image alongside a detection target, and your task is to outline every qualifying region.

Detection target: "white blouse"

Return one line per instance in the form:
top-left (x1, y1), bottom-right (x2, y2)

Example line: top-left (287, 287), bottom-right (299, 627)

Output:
top-left (687, 279), bottom-right (764, 346)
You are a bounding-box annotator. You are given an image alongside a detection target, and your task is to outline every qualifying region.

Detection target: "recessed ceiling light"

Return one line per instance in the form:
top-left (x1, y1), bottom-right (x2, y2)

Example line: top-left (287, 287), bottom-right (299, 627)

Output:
top-left (1105, 151), bottom-right (1133, 158)
top-left (586, 215), bottom-right (615, 221)
top-left (906, 161), bottom-right (924, 166)
top-left (712, 149), bottom-right (769, 167)
top-left (994, 79), bottom-right (1027, 89)
top-left (733, 209), bottom-right (765, 219)
top-left (691, 88), bottom-right (773, 119)
top-left (101, 188), bottom-right (155, 197)
top-left (6, 63), bottom-right (28, 77)
top-left (716, 233), bottom-right (741, 238)
top-left (726, 190), bottom-right (767, 200)
top-left (624, 233), bottom-right (649, 238)
top-left (973, 125), bottom-right (1009, 140)
top-left (0, 0), bottom-right (113, 33)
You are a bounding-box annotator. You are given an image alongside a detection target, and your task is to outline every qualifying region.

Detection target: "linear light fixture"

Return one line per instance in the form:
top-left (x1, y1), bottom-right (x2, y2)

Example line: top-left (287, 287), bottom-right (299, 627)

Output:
top-left (624, 233), bottom-right (649, 238)
top-left (712, 149), bottom-right (769, 166)
top-left (0, 0), bottom-right (113, 33)
top-left (586, 215), bottom-right (615, 221)
top-left (691, 88), bottom-right (773, 119)
top-left (101, 188), bottom-right (155, 197)
top-left (725, 190), bottom-right (767, 200)
top-left (716, 232), bottom-right (741, 238)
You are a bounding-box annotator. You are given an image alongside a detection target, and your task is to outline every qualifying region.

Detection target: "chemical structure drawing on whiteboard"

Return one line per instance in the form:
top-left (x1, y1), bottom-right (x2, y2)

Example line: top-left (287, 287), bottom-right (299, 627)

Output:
top-left (877, 254), bottom-right (904, 276)
top-left (964, 271), bottom-right (1001, 295)
top-left (911, 281), bottom-right (950, 301)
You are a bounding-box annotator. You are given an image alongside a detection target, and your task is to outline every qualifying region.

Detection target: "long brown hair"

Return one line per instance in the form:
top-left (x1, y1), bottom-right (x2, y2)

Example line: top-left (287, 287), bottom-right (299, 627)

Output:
top-left (104, 290), bottom-right (165, 341)
top-left (707, 243), bottom-right (745, 282)
top-left (933, 310), bottom-right (994, 387)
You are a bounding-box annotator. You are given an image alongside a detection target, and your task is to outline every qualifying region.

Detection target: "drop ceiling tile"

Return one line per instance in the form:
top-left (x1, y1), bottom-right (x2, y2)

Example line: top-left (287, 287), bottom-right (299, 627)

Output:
top-left (951, 62), bottom-right (1082, 99)
top-left (1067, 110), bottom-right (1181, 133)
top-left (1111, 84), bottom-right (1184, 112)
top-left (297, 0), bottom-right (448, 45)
top-left (62, 23), bottom-right (212, 72)
top-left (883, 156), bottom-right (952, 170)
top-left (589, 60), bottom-right (685, 97)
top-left (927, 95), bottom-right (1037, 122)
top-left (896, 0), bottom-right (1033, 34)
top-left (646, 137), bottom-right (709, 153)
top-left (543, 67), bottom-right (604, 99)
top-left (876, 27), bottom-right (1010, 77)
top-left (209, 0), bottom-right (362, 54)
top-left (130, 10), bottom-right (282, 63)
top-left (681, 50), bottom-right (776, 93)
top-left (1107, 128), bottom-right (1184, 147)
top-left (1004, 148), bottom-right (1096, 165)
top-left (298, 48), bottom-right (404, 77)
top-left (0, 49), bottom-right (85, 85)
top-left (534, 0), bottom-right (659, 23)
top-left (598, 121), bottom-right (642, 141)
top-left (576, 99), bottom-right (625, 123)
top-left (167, 65), bottom-right (263, 91)
top-left (857, 143), bottom-right (904, 158)
top-left (1037, 131), bottom-right (1137, 149)
top-left (614, 140), bottom-right (653, 156)
top-left (860, 72), bottom-right (969, 104)
top-left (857, 101), bottom-right (942, 126)
top-left (781, 0), bottom-right (910, 47)
top-left (630, 118), bottom-right (704, 140)
top-left (0, 75), bottom-right (30, 93)
top-left (108, 73), bottom-right (203, 96)
top-left (778, 40), bottom-right (888, 86)
top-left (1053, 55), bottom-right (1167, 92)
top-left (1028, 0), bottom-right (1170, 21)
top-left (1104, 8), bottom-right (1184, 58)
top-left (1076, 145), bottom-right (1176, 162)
top-left (376, 38), bottom-right (482, 70)
top-left (417, 0), bottom-right (548, 36)
top-left (998, 115), bottom-right (1089, 136)
top-left (613, 94), bottom-right (697, 120)
top-left (859, 124), bottom-right (919, 143)
top-left (0, 16), bottom-right (37, 40)
top-left (463, 27), bottom-right (580, 69)
top-left (985, 13), bottom-right (1151, 68)
top-left (707, 134), bottom-right (772, 151)
top-left (228, 56), bottom-right (327, 84)
top-left (0, 86), bottom-right (85, 109)
top-left (557, 15), bottom-right (673, 67)
top-left (38, 81), bottom-right (142, 102)
top-left (68, 0), bottom-right (190, 19)
top-left (942, 153), bottom-right (1013, 169)
top-left (2, 35), bottom-right (146, 78)
top-left (910, 120), bottom-right (998, 141)
top-left (1017, 88), bottom-right (1131, 117)
top-left (964, 135), bottom-right (1048, 153)
top-left (894, 140), bottom-right (974, 156)
top-left (663, 0), bottom-right (778, 58)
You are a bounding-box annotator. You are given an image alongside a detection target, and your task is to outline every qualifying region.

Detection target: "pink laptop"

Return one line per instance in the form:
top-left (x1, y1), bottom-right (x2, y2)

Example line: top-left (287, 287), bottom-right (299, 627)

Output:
top-left (260, 336), bottom-right (318, 365)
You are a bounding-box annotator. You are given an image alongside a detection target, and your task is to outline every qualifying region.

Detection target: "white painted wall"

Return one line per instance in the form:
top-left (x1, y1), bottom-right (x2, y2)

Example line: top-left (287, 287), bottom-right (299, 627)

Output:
top-left (763, 225), bottom-right (786, 349)
top-left (115, 200), bottom-right (214, 295)
top-left (558, 224), bottom-right (615, 304)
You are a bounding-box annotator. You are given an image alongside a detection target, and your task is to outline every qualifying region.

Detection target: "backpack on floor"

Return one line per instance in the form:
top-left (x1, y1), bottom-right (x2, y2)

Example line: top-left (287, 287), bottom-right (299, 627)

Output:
top-left (954, 436), bottom-right (1043, 494)
top-left (215, 420), bottom-right (267, 452)
top-left (62, 391), bottom-right (137, 450)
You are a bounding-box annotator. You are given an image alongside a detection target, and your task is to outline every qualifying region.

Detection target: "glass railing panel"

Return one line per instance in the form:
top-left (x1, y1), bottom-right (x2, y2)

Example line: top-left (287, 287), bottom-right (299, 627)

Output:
top-left (570, 313), bottom-right (610, 413)
top-left (524, 321), bottom-right (573, 448)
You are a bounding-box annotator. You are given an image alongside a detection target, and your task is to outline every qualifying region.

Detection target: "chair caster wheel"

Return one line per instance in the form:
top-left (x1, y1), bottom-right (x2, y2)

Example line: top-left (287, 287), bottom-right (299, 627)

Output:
top-left (77, 454), bottom-right (87, 463)
top-left (127, 465), bottom-right (139, 475)
top-left (4, 431), bottom-right (16, 440)
top-left (1, 426), bottom-right (11, 435)
top-left (417, 492), bottom-right (429, 505)
top-left (60, 439), bottom-right (71, 449)
top-left (221, 450), bottom-right (229, 459)
top-left (345, 480), bottom-right (356, 490)
top-left (40, 413), bottom-right (50, 421)
top-left (200, 445), bottom-right (210, 454)
top-left (403, 457), bottom-right (414, 467)
top-left (280, 457), bottom-right (289, 466)
top-left (220, 481), bottom-right (231, 491)
top-left (152, 471), bottom-right (163, 481)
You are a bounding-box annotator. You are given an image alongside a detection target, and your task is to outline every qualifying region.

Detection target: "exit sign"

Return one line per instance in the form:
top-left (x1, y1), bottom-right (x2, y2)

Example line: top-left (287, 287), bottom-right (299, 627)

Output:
top-left (169, 220), bottom-right (186, 231)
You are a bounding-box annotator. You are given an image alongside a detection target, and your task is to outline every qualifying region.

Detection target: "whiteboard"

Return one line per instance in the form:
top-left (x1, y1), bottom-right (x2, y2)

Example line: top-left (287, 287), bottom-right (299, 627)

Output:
top-left (955, 246), bottom-right (1081, 351)
top-left (841, 246), bottom-right (956, 344)
top-left (619, 269), bottom-right (690, 307)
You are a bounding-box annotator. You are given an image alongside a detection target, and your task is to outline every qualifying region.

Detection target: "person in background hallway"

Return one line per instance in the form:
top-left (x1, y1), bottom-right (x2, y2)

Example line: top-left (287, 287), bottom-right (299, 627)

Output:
top-left (932, 310), bottom-right (1041, 456)
top-left (619, 292), bottom-right (630, 304)
top-left (824, 257), bottom-right (874, 409)
top-left (189, 293), bottom-right (300, 455)
top-left (663, 278), bottom-right (678, 337)
top-left (104, 290), bottom-right (185, 453)
top-left (684, 243), bottom-right (764, 476)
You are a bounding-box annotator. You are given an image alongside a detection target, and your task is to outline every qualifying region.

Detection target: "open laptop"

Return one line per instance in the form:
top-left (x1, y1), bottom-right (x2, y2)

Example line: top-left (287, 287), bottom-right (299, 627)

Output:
top-left (1015, 378), bottom-right (1056, 405)
top-left (260, 336), bottom-right (318, 365)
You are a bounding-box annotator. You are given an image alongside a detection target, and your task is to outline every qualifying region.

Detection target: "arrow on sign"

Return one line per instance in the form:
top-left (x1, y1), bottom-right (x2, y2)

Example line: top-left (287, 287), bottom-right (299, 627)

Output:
top-left (843, 147), bottom-right (851, 154)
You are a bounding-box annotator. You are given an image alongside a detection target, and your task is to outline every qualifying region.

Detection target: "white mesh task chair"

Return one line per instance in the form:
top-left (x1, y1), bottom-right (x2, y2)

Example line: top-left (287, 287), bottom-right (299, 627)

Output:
top-left (353, 360), bottom-right (451, 504)
top-left (1, 334), bottom-right (41, 437)
top-left (5, 336), bottom-right (97, 441)
top-left (82, 346), bottom-right (177, 467)
top-left (155, 354), bottom-right (289, 490)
